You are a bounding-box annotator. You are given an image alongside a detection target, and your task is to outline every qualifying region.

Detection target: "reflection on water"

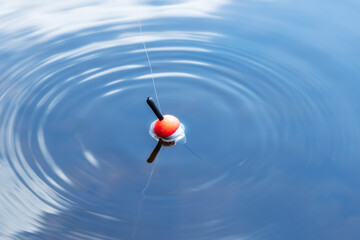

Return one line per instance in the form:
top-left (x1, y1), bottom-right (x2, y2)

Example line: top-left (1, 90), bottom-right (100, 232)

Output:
top-left (1, 0), bottom-right (360, 239)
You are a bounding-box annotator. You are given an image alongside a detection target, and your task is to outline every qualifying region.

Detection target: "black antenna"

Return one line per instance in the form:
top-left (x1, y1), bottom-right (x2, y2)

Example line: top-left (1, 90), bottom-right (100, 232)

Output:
top-left (147, 97), bottom-right (164, 120)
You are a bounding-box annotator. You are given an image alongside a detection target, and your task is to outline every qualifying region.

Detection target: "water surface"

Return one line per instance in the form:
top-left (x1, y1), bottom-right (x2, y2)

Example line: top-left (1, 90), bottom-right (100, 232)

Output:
top-left (1, 0), bottom-right (360, 239)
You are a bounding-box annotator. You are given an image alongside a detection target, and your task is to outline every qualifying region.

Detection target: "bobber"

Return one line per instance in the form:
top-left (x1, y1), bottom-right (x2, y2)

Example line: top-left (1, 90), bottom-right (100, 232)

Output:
top-left (147, 97), bottom-right (185, 143)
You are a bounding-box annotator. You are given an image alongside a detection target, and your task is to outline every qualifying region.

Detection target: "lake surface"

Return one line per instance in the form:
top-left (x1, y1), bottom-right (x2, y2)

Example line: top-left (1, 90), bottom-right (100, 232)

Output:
top-left (1, 0), bottom-right (360, 239)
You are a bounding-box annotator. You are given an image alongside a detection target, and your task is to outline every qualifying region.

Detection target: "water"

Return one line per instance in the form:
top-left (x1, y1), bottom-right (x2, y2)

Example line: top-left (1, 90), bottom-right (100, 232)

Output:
top-left (1, 0), bottom-right (360, 239)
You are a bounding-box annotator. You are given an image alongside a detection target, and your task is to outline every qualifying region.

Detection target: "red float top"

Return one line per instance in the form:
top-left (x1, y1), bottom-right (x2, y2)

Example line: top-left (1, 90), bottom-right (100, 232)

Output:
top-left (154, 115), bottom-right (180, 138)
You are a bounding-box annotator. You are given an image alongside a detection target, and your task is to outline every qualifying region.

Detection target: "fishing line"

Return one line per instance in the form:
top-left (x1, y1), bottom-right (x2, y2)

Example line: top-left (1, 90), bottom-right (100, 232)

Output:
top-left (131, 154), bottom-right (161, 240)
top-left (136, 6), bottom-right (163, 114)
top-left (131, 6), bottom-right (164, 239)
top-left (184, 143), bottom-right (202, 160)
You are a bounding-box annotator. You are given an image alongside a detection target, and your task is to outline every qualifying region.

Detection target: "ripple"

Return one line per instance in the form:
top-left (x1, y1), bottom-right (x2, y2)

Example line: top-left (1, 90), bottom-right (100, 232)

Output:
top-left (1, 0), bottom-right (360, 239)
top-left (0, 1), bottom-right (233, 238)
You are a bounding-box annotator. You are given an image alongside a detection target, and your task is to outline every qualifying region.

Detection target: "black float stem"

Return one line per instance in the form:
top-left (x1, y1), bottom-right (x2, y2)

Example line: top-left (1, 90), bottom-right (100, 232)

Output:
top-left (147, 139), bottom-right (163, 163)
top-left (147, 97), bottom-right (164, 120)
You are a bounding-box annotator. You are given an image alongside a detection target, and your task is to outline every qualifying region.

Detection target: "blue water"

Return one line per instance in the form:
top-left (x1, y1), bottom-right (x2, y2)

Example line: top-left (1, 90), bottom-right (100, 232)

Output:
top-left (1, 1), bottom-right (360, 239)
